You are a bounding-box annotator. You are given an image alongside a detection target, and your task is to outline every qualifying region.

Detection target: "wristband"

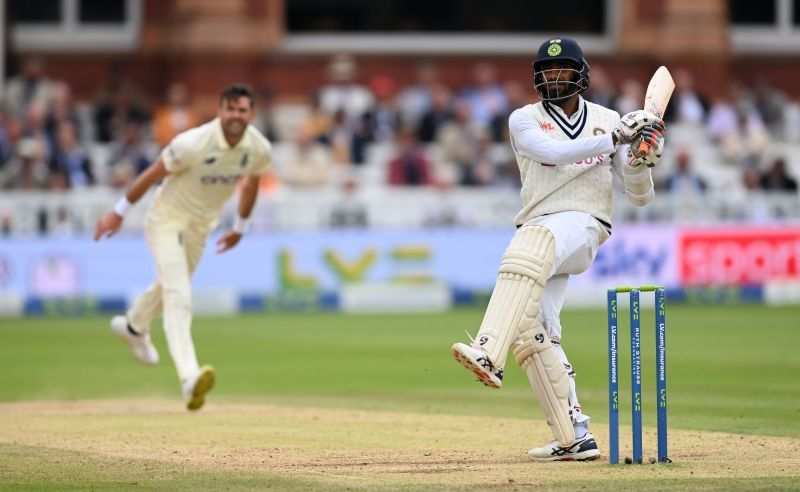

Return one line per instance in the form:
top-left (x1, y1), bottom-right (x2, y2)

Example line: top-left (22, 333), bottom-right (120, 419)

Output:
top-left (232, 215), bottom-right (251, 235)
top-left (113, 197), bottom-right (133, 217)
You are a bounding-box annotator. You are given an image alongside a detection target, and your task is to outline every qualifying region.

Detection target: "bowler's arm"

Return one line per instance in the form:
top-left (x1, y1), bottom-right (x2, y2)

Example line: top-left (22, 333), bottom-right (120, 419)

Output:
top-left (215, 174), bottom-right (261, 254)
top-left (94, 158), bottom-right (170, 240)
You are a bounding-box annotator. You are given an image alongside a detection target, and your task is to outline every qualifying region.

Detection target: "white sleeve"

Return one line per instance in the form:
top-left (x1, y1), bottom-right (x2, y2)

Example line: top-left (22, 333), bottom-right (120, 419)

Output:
top-left (509, 109), bottom-right (615, 165)
top-left (161, 129), bottom-right (200, 174)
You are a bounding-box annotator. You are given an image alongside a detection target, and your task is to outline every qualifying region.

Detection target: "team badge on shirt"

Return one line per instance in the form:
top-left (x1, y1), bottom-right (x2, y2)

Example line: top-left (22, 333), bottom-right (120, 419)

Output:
top-left (240, 153), bottom-right (249, 168)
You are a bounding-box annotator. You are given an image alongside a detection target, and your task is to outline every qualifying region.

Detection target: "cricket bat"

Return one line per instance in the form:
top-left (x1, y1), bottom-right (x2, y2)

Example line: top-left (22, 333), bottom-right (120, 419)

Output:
top-left (636, 66), bottom-right (675, 158)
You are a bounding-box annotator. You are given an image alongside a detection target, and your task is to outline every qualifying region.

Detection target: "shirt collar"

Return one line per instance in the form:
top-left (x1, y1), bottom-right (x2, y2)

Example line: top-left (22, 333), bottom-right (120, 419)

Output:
top-left (542, 96), bottom-right (588, 140)
top-left (544, 96), bottom-right (585, 123)
top-left (213, 117), bottom-right (250, 150)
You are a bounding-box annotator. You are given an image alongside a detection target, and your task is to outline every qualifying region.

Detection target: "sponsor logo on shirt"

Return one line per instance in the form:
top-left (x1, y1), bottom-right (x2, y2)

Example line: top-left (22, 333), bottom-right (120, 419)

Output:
top-left (200, 174), bottom-right (244, 185)
top-left (204, 156), bottom-right (217, 165)
top-left (540, 122), bottom-right (556, 133)
top-left (540, 154), bottom-right (606, 168)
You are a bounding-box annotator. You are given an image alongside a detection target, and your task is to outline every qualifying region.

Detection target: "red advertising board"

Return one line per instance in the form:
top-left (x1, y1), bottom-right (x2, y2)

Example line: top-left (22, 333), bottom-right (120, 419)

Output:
top-left (680, 228), bottom-right (800, 285)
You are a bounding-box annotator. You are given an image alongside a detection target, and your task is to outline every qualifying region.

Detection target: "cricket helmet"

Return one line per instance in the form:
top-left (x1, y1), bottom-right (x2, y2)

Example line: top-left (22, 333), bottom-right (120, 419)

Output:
top-left (532, 37), bottom-right (591, 102)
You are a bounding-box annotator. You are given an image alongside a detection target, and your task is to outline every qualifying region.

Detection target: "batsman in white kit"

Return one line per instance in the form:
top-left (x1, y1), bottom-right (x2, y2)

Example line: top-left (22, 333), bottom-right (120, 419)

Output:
top-left (451, 38), bottom-right (666, 461)
top-left (95, 84), bottom-right (271, 411)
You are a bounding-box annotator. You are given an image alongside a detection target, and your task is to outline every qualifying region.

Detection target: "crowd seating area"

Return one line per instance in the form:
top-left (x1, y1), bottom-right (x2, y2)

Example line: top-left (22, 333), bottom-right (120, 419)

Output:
top-left (1, 55), bottom-right (799, 236)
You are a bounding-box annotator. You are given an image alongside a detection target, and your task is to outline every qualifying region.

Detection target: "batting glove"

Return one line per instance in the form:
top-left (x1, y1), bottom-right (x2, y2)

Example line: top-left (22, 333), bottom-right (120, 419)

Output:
top-left (627, 124), bottom-right (666, 168)
top-left (612, 110), bottom-right (662, 146)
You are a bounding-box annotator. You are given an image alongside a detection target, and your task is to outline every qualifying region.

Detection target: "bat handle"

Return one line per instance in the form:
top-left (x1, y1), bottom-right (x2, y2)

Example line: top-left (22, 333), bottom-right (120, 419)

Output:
top-left (636, 140), bottom-right (651, 158)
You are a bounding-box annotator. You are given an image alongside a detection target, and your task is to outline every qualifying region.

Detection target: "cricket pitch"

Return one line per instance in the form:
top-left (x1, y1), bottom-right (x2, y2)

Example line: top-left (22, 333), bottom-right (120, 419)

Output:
top-left (1, 399), bottom-right (798, 490)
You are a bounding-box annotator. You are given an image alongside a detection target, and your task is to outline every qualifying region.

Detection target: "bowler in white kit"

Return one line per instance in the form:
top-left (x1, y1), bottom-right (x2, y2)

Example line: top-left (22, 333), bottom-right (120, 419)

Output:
top-left (95, 84), bottom-right (272, 411)
top-left (451, 38), bottom-right (666, 461)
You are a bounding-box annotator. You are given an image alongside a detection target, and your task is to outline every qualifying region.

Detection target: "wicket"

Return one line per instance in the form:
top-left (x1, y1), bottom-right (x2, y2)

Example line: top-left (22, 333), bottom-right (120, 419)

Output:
top-left (607, 285), bottom-right (670, 464)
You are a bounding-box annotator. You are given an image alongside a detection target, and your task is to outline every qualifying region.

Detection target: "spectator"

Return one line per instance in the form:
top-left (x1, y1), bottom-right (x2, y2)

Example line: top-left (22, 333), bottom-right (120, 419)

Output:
top-left (328, 109), bottom-right (354, 165)
top-left (253, 87), bottom-right (281, 143)
top-left (0, 211), bottom-right (11, 236)
top-left (461, 62), bottom-right (508, 132)
top-left (423, 182), bottom-right (475, 227)
top-left (330, 178), bottom-right (368, 228)
top-left (396, 62), bottom-right (440, 127)
top-left (615, 79), bottom-right (643, 115)
top-left (45, 81), bottom-right (82, 144)
top-left (365, 75), bottom-right (400, 143)
top-left (22, 103), bottom-right (53, 164)
top-left (301, 92), bottom-right (334, 145)
top-left (742, 165), bottom-right (763, 192)
top-left (388, 128), bottom-right (433, 186)
top-left (417, 83), bottom-right (453, 143)
top-left (94, 79), bottom-right (150, 143)
top-left (785, 95), bottom-right (800, 143)
top-left (706, 91), bottom-right (739, 143)
top-left (1, 138), bottom-right (49, 189)
top-left (318, 54), bottom-right (374, 124)
top-left (753, 78), bottom-right (787, 137)
top-left (492, 80), bottom-right (530, 143)
top-left (282, 124), bottom-right (333, 187)
top-left (107, 120), bottom-right (152, 188)
top-left (47, 169), bottom-right (70, 191)
top-left (436, 99), bottom-right (482, 180)
top-left (663, 148), bottom-right (707, 197)
top-left (50, 121), bottom-right (94, 188)
top-left (584, 66), bottom-right (617, 110)
top-left (152, 82), bottom-right (198, 149)
top-left (3, 56), bottom-right (53, 118)
top-left (718, 107), bottom-right (770, 166)
top-left (0, 116), bottom-right (25, 167)
top-left (665, 69), bottom-right (707, 125)
top-left (739, 164), bottom-right (771, 221)
top-left (51, 207), bottom-right (77, 237)
top-left (761, 158), bottom-right (798, 192)
top-left (459, 130), bottom-right (498, 187)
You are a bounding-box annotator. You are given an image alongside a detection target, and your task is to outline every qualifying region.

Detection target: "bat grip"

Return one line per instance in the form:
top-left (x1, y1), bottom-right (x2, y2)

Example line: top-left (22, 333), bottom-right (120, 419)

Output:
top-left (636, 140), bottom-right (651, 158)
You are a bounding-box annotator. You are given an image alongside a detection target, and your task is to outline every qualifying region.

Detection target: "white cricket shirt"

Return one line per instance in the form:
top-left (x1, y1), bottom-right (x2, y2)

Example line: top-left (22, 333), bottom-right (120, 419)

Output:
top-left (149, 118), bottom-right (271, 231)
top-left (509, 97), bottom-right (633, 229)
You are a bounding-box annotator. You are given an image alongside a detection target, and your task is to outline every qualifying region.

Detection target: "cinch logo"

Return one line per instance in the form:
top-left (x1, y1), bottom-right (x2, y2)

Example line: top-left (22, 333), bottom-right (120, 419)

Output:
top-left (201, 174), bottom-right (244, 185)
top-left (680, 228), bottom-right (800, 285)
top-left (572, 154), bottom-right (605, 166)
top-left (541, 154), bottom-right (605, 168)
top-left (541, 122), bottom-right (556, 133)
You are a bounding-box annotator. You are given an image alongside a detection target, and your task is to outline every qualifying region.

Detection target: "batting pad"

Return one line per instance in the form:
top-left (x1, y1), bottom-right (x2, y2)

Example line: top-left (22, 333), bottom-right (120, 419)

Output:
top-left (474, 225), bottom-right (555, 370)
top-left (513, 319), bottom-right (575, 447)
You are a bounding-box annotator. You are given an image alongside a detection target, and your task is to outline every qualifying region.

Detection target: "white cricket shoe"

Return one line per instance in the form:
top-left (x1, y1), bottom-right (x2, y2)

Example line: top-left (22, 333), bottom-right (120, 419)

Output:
top-left (110, 315), bottom-right (159, 366)
top-left (527, 432), bottom-right (601, 462)
top-left (182, 365), bottom-right (216, 411)
top-left (451, 342), bottom-right (503, 389)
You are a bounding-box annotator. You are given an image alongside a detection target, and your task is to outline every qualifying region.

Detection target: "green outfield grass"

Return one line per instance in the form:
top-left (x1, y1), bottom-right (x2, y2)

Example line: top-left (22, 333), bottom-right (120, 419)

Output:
top-left (1, 304), bottom-right (798, 438)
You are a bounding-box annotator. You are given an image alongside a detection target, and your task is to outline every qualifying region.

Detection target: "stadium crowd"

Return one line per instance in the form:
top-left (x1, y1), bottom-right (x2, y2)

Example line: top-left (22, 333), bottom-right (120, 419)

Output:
top-left (0, 55), bottom-right (798, 234)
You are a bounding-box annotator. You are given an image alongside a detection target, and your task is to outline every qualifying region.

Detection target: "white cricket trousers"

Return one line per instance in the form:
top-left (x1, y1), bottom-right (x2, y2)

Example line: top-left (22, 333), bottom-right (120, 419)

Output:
top-left (520, 211), bottom-right (608, 425)
top-left (524, 211), bottom-right (607, 339)
top-left (127, 216), bottom-right (207, 384)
